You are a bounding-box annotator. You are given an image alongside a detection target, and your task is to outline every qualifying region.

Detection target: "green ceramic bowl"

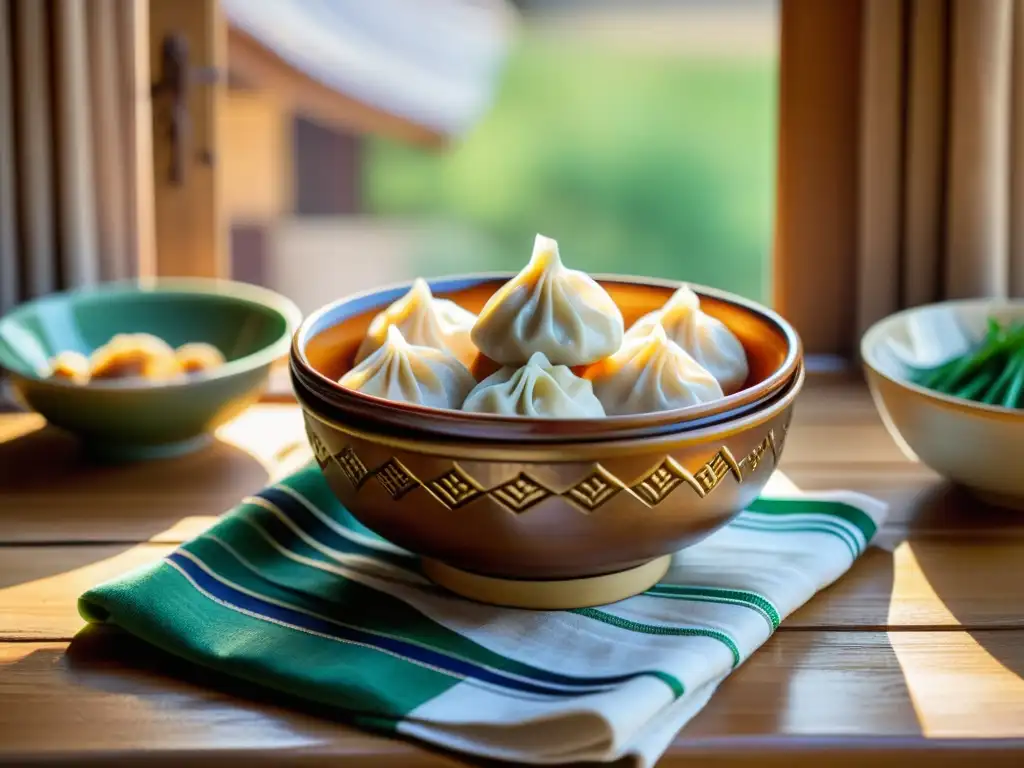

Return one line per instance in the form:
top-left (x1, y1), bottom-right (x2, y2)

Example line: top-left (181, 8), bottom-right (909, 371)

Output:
top-left (0, 279), bottom-right (301, 460)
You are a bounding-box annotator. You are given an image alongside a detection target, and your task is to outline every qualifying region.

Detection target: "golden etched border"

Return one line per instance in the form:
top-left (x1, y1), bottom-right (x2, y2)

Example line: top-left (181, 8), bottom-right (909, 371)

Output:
top-left (315, 421), bottom-right (790, 515)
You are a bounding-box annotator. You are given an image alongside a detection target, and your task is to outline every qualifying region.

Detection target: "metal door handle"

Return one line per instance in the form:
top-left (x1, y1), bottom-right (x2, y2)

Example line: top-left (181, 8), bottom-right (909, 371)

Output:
top-left (151, 33), bottom-right (220, 186)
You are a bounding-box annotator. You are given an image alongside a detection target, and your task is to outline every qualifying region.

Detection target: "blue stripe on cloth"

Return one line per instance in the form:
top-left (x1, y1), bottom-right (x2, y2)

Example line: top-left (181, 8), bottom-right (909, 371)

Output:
top-left (167, 551), bottom-right (671, 699)
top-left (256, 487), bottom-right (413, 570)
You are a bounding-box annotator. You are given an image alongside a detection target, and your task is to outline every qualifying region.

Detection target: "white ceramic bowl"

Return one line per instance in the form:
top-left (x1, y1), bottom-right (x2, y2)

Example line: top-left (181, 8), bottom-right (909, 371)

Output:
top-left (861, 298), bottom-right (1024, 509)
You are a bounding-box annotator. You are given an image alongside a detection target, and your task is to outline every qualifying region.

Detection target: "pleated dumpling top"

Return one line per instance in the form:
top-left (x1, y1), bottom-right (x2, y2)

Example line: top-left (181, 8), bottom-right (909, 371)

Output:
top-left (355, 278), bottom-right (478, 368)
top-left (341, 326), bottom-right (476, 410)
top-left (462, 351), bottom-right (605, 418)
top-left (625, 285), bottom-right (748, 394)
top-left (587, 324), bottom-right (723, 415)
top-left (471, 234), bottom-right (623, 366)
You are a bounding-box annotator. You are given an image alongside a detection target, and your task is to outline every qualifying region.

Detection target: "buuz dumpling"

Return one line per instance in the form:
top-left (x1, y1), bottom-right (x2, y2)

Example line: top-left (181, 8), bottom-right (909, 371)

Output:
top-left (462, 351), bottom-right (606, 418)
top-left (471, 234), bottom-right (624, 366)
top-left (625, 285), bottom-right (749, 394)
top-left (341, 326), bottom-right (475, 410)
top-left (355, 278), bottom-right (478, 367)
top-left (587, 325), bottom-right (723, 415)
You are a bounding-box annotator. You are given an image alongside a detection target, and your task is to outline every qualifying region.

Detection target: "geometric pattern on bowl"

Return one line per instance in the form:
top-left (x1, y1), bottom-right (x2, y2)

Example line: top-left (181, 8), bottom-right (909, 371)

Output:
top-left (309, 421), bottom-right (789, 516)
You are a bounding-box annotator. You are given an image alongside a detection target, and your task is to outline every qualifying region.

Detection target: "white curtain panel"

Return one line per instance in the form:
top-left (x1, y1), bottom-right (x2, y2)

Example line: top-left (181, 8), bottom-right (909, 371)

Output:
top-left (0, 0), bottom-right (141, 315)
top-left (858, 0), bottom-right (1024, 339)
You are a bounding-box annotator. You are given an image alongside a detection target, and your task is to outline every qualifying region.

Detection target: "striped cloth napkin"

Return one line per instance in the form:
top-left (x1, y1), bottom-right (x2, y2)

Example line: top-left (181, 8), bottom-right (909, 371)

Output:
top-left (79, 465), bottom-right (887, 767)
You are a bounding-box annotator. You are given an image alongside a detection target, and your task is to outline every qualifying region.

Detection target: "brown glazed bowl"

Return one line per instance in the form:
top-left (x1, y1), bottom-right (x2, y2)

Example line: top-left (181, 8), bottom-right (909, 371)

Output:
top-left (292, 274), bottom-right (801, 442)
top-left (292, 275), bottom-right (804, 609)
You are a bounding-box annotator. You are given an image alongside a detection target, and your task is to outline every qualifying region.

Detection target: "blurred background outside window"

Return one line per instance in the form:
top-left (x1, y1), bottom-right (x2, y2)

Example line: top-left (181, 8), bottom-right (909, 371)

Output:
top-left (225, 0), bottom-right (778, 317)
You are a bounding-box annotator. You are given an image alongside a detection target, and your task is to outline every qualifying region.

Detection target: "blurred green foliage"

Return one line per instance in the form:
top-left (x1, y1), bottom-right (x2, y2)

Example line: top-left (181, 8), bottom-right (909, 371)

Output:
top-left (363, 36), bottom-right (776, 301)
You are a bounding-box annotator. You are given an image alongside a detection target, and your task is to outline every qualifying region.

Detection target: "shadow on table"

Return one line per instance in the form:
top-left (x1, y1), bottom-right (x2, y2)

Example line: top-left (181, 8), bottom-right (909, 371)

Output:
top-left (683, 541), bottom-right (924, 743)
top-left (901, 481), bottom-right (1024, 683)
top-left (0, 420), bottom-right (270, 500)
top-left (0, 421), bottom-right (271, 590)
top-left (56, 493), bottom-right (923, 758)
top-left (53, 624), bottom-right (500, 767)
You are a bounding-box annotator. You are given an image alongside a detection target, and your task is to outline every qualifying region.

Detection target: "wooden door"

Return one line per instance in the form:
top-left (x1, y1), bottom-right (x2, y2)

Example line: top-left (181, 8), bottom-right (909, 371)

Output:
top-left (148, 0), bottom-right (227, 278)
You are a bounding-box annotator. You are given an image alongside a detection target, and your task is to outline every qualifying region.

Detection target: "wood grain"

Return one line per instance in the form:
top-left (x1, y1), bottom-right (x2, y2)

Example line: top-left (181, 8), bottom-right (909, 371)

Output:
top-left (773, 0), bottom-right (862, 355)
top-left (3, 378), bottom-right (1009, 545)
top-left (0, 544), bottom-right (173, 640)
top-left (3, 529), bottom-right (1024, 641)
top-left (2, 630), bottom-right (1023, 765)
top-left (0, 405), bottom-right (309, 543)
top-left (3, 375), bottom-right (1024, 764)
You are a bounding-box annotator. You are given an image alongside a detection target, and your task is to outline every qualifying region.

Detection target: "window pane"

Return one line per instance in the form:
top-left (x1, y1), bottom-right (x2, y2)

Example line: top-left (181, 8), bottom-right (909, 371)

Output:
top-left (231, 0), bottom-right (778, 314)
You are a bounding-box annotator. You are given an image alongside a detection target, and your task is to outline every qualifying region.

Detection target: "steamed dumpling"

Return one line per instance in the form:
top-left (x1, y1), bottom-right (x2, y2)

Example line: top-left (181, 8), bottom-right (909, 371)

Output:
top-left (355, 278), bottom-right (477, 367)
top-left (462, 351), bottom-right (605, 418)
top-left (626, 285), bottom-right (749, 394)
top-left (587, 325), bottom-right (723, 415)
top-left (471, 234), bottom-right (624, 366)
top-left (341, 326), bottom-right (475, 410)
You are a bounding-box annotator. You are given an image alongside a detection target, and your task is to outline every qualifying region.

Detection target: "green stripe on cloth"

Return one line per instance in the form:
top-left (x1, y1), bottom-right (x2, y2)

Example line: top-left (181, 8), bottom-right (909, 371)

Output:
top-left (78, 562), bottom-right (452, 722)
top-left (275, 469), bottom-right (407, 554)
top-left (643, 586), bottom-right (781, 631)
top-left (175, 529), bottom-right (681, 698)
top-left (231, 497), bottom-right (419, 579)
top-left (76, 462), bottom-right (886, 767)
top-left (573, 608), bottom-right (741, 669)
top-left (745, 497), bottom-right (878, 544)
top-left (730, 519), bottom-right (859, 560)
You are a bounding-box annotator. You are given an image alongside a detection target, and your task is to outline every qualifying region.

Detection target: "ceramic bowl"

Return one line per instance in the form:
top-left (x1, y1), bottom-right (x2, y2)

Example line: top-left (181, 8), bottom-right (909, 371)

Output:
top-left (0, 279), bottom-right (301, 460)
top-left (861, 298), bottom-right (1024, 509)
top-left (292, 274), bottom-right (802, 442)
top-left (292, 275), bottom-right (804, 609)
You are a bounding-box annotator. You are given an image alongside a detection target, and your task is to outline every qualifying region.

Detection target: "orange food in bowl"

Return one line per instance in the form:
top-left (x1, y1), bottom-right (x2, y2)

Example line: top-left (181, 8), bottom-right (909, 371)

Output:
top-left (175, 342), bottom-right (226, 374)
top-left (47, 351), bottom-right (91, 384)
top-left (88, 333), bottom-right (183, 382)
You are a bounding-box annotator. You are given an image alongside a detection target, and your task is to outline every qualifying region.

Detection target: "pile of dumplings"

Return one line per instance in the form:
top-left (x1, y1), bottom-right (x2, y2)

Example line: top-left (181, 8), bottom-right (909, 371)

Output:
top-left (46, 333), bottom-right (225, 385)
top-left (340, 234), bottom-right (749, 418)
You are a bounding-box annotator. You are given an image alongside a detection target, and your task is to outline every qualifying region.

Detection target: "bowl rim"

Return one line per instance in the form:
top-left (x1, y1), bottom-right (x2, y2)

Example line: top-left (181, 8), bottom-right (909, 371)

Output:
top-left (291, 272), bottom-right (803, 439)
top-left (860, 297), bottom-right (1024, 420)
top-left (300, 360), bottom-right (804, 462)
top-left (0, 277), bottom-right (303, 391)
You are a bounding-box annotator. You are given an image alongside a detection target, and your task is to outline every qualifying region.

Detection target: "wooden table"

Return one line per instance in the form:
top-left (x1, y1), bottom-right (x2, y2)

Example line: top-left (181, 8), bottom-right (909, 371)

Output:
top-left (2, 375), bottom-right (1023, 766)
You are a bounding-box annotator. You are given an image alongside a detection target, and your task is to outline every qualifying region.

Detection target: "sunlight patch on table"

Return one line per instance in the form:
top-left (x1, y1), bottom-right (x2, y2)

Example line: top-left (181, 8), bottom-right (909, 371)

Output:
top-left (762, 470), bottom-right (801, 497)
top-left (0, 544), bottom-right (174, 639)
top-left (215, 405), bottom-right (309, 479)
top-left (888, 542), bottom-right (1024, 736)
top-left (0, 643), bottom-right (45, 666)
top-left (0, 413), bottom-right (45, 444)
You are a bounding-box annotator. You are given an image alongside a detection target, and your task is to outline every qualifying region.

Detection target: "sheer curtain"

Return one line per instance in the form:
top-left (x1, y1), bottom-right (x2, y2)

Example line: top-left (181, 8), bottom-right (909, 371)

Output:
top-left (0, 0), bottom-right (147, 315)
top-left (858, 0), bottom-right (1024, 338)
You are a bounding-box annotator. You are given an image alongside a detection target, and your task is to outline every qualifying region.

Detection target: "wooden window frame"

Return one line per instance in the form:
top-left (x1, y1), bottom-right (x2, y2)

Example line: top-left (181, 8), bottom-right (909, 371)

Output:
top-left (772, 0), bottom-right (864, 360)
top-left (143, 0), bottom-right (864, 366)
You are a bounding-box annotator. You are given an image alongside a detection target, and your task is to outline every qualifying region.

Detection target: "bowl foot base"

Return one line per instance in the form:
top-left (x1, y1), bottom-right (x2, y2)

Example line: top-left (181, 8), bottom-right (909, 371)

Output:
top-left (965, 486), bottom-right (1024, 511)
top-left (421, 556), bottom-right (672, 610)
top-left (82, 434), bottom-right (213, 463)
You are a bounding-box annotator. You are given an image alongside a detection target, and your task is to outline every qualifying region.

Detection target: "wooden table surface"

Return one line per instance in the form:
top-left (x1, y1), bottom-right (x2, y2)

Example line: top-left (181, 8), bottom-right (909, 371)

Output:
top-left (2, 375), bottom-right (1023, 766)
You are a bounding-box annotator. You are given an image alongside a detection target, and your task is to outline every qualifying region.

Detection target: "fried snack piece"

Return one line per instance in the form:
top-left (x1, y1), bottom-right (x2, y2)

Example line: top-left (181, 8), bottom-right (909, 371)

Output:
top-left (47, 350), bottom-right (91, 384)
top-left (89, 333), bottom-right (183, 382)
top-left (175, 342), bottom-right (226, 374)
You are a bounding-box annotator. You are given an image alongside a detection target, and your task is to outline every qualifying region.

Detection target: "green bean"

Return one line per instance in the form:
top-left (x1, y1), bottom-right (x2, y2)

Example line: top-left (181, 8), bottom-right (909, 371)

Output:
top-left (914, 357), bottom-right (962, 389)
top-left (954, 366), bottom-right (998, 401)
top-left (910, 321), bottom-right (1003, 387)
top-left (981, 353), bottom-right (1023, 404)
top-left (1002, 356), bottom-right (1024, 408)
top-left (935, 325), bottom-right (1024, 392)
